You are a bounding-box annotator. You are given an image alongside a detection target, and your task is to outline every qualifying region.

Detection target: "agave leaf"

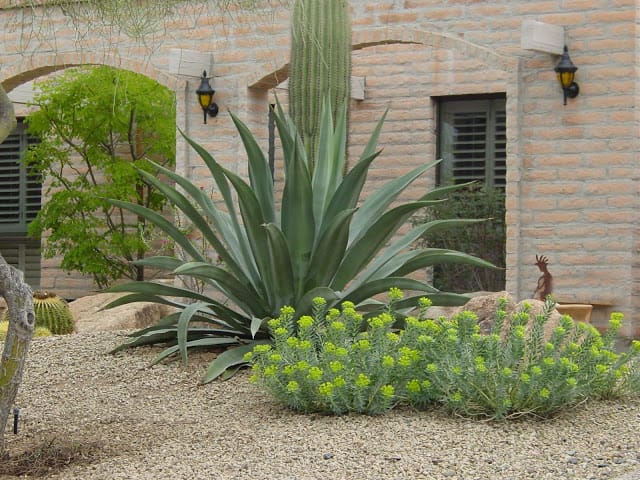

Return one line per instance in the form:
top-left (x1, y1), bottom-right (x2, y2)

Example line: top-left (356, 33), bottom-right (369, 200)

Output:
top-left (109, 328), bottom-right (182, 353)
top-left (221, 169), bottom-right (277, 305)
top-left (271, 101), bottom-right (296, 158)
top-left (136, 166), bottom-right (255, 285)
top-left (392, 249), bottom-right (498, 277)
top-left (250, 317), bottom-right (264, 339)
top-left (133, 321), bottom-right (242, 339)
top-left (312, 99), bottom-right (346, 229)
top-left (317, 111), bottom-right (387, 230)
top-left (322, 150), bottom-right (380, 228)
top-left (133, 255), bottom-right (186, 272)
top-left (397, 292), bottom-right (470, 308)
top-left (177, 302), bottom-right (209, 366)
top-left (332, 201), bottom-right (434, 290)
top-left (105, 198), bottom-right (205, 261)
top-left (201, 341), bottom-right (270, 384)
top-left (306, 208), bottom-right (356, 288)
top-left (103, 293), bottom-right (187, 311)
top-left (359, 108), bottom-right (388, 161)
top-left (229, 112), bottom-right (275, 224)
top-left (105, 281), bottom-right (215, 304)
top-left (220, 366), bottom-right (243, 380)
top-left (355, 219), bottom-right (487, 284)
top-left (180, 131), bottom-right (238, 221)
top-left (133, 312), bottom-right (182, 332)
top-left (263, 223), bottom-right (295, 307)
top-left (181, 133), bottom-right (260, 282)
top-left (151, 337), bottom-right (241, 365)
top-left (281, 137), bottom-right (315, 299)
top-left (421, 180), bottom-right (476, 201)
top-left (349, 160), bottom-right (439, 246)
top-left (295, 287), bottom-right (341, 315)
top-left (142, 160), bottom-right (258, 285)
top-left (105, 281), bottom-right (251, 331)
top-left (173, 262), bottom-right (266, 316)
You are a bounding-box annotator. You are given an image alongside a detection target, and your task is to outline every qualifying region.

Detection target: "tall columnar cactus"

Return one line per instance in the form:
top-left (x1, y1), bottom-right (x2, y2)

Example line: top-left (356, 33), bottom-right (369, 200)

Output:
top-left (289, 0), bottom-right (351, 169)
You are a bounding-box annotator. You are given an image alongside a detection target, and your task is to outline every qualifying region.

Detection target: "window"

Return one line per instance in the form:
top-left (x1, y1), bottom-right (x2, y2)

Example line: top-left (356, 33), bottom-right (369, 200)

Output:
top-left (438, 96), bottom-right (506, 187)
top-left (0, 119), bottom-right (41, 287)
top-left (424, 95), bottom-right (506, 292)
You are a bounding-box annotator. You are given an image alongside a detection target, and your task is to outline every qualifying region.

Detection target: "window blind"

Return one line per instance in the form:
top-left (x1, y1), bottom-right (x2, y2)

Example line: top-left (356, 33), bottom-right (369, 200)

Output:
top-left (439, 98), bottom-right (506, 187)
top-left (0, 120), bottom-right (41, 287)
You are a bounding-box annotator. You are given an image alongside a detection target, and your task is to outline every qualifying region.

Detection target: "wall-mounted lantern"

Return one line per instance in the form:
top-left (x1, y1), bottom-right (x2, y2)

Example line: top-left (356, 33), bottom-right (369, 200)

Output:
top-left (196, 70), bottom-right (219, 124)
top-left (554, 46), bottom-right (579, 105)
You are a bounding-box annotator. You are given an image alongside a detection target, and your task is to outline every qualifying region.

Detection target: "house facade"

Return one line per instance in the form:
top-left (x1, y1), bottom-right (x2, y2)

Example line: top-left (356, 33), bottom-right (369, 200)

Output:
top-left (0, 1), bottom-right (638, 338)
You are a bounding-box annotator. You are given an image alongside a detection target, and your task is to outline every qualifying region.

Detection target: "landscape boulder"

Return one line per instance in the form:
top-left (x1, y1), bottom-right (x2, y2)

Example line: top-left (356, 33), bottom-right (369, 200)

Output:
top-left (450, 291), bottom-right (565, 340)
top-left (70, 292), bottom-right (174, 333)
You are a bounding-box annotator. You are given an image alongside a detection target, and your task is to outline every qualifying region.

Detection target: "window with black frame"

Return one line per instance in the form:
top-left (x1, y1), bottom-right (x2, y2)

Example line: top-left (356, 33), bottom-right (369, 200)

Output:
top-left (414, 95), bottom-right (506, 293)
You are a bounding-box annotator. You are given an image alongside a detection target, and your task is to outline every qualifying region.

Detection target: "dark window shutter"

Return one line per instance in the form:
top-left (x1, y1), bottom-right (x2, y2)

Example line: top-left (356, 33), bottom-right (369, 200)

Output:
top-left (0, 120), bottom-right (41, 288)
top-left (439, 98), bottom-right (506, 188)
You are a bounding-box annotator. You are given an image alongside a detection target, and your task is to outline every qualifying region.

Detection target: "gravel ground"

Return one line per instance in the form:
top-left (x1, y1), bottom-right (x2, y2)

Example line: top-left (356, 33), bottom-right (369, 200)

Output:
top-left (2, 331), bottom-right (640, 480)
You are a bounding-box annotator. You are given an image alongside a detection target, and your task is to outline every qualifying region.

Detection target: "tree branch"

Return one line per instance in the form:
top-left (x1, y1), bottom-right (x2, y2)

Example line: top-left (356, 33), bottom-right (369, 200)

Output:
top-left (0, 254), bottom-right (35, 455)
top-left (0, 86), bottom-right (17, 144)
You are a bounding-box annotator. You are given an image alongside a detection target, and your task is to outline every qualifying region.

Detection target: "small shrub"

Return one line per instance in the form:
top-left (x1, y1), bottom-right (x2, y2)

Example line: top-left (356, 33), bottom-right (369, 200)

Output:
top-left (246, 291), bottom-right (413, 415)
top-left (412, 184), bottom-right (505, 293)
top-left (407, 298), bottom-right (640, 419)
top-left (246, 292), bottom-right (640, 420)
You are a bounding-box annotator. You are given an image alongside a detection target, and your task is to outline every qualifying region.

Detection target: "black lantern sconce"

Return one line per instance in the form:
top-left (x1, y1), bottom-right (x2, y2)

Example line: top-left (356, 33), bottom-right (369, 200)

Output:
top-left (196, 70), bottom-right (219, 124)
top-left (554, 46), bottom-right (579, 105)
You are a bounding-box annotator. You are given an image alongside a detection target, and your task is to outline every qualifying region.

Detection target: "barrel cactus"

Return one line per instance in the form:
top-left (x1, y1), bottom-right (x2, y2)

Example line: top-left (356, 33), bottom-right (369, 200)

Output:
top-left (289, 0), bottom-right (351, 169)
top-left (33, 290), bottom-right (74, 334)
top-left (2, 290), bottom-right (74, 335)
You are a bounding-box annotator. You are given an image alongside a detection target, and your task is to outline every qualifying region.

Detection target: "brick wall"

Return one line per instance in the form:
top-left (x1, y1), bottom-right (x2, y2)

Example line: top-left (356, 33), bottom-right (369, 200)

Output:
top-left (0, 1), bottom-right (637, 337)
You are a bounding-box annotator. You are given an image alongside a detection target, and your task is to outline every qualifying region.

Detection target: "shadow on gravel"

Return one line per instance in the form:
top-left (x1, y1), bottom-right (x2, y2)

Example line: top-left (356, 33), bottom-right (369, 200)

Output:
top-left (0, 436), bottom-right (105, 477)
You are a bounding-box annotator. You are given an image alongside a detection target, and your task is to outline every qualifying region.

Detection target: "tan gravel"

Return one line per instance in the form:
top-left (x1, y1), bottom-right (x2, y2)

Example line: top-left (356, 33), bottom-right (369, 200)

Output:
top-left (2, 331), bottom-right (640, 480)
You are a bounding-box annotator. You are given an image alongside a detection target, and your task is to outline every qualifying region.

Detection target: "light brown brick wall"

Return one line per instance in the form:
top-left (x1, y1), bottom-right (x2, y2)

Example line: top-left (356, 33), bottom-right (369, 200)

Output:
top-left (0, 1), bottom-right (637, 336)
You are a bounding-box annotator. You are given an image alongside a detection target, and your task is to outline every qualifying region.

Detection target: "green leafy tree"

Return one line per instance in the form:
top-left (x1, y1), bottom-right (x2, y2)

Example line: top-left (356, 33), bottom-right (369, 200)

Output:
top-left (107, 101), bottom-right (493, 382)
top-left (25, 66), bottom-right (176, 288)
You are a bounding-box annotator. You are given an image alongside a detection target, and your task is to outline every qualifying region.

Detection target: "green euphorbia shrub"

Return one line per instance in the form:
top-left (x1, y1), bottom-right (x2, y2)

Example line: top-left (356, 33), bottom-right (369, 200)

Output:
top-left (245, 291), bottom-right (411, 415)
top-left (246, 292), bottom-right (640, 420)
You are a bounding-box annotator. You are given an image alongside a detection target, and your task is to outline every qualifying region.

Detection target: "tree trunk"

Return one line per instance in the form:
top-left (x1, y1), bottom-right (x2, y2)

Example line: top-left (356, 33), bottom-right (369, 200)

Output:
top-left (0, 253), bottom-right (35, 456)
top-left (0, 85), bottom-right (17, 143)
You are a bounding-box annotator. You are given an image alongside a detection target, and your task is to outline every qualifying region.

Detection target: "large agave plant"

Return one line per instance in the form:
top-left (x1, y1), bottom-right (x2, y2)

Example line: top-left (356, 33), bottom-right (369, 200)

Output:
top-left (106, 101), bottom-right (493, 382)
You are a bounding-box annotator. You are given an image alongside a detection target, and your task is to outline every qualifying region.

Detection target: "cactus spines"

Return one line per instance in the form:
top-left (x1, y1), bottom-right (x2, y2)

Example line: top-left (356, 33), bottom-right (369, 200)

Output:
top-left (32, 291), bottom-right (74, 335)
top-left (289, 0), bottom-right (351, 169)
top-left (1, 291), bottom-right (74, 336)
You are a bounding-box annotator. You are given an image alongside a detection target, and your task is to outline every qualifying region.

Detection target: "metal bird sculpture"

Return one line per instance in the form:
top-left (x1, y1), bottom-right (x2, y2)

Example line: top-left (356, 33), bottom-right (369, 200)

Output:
top-left (533, 255), bottom-right (553, 300)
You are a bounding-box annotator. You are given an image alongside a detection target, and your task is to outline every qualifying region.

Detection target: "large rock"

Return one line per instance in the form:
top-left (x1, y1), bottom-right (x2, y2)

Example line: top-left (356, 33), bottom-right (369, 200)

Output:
top-left (70, 292), bottom-right (175, 333)
top-left (451, 291), bottom-right (517, 334)
top-left (450, 291), bottom-right (565, 341)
